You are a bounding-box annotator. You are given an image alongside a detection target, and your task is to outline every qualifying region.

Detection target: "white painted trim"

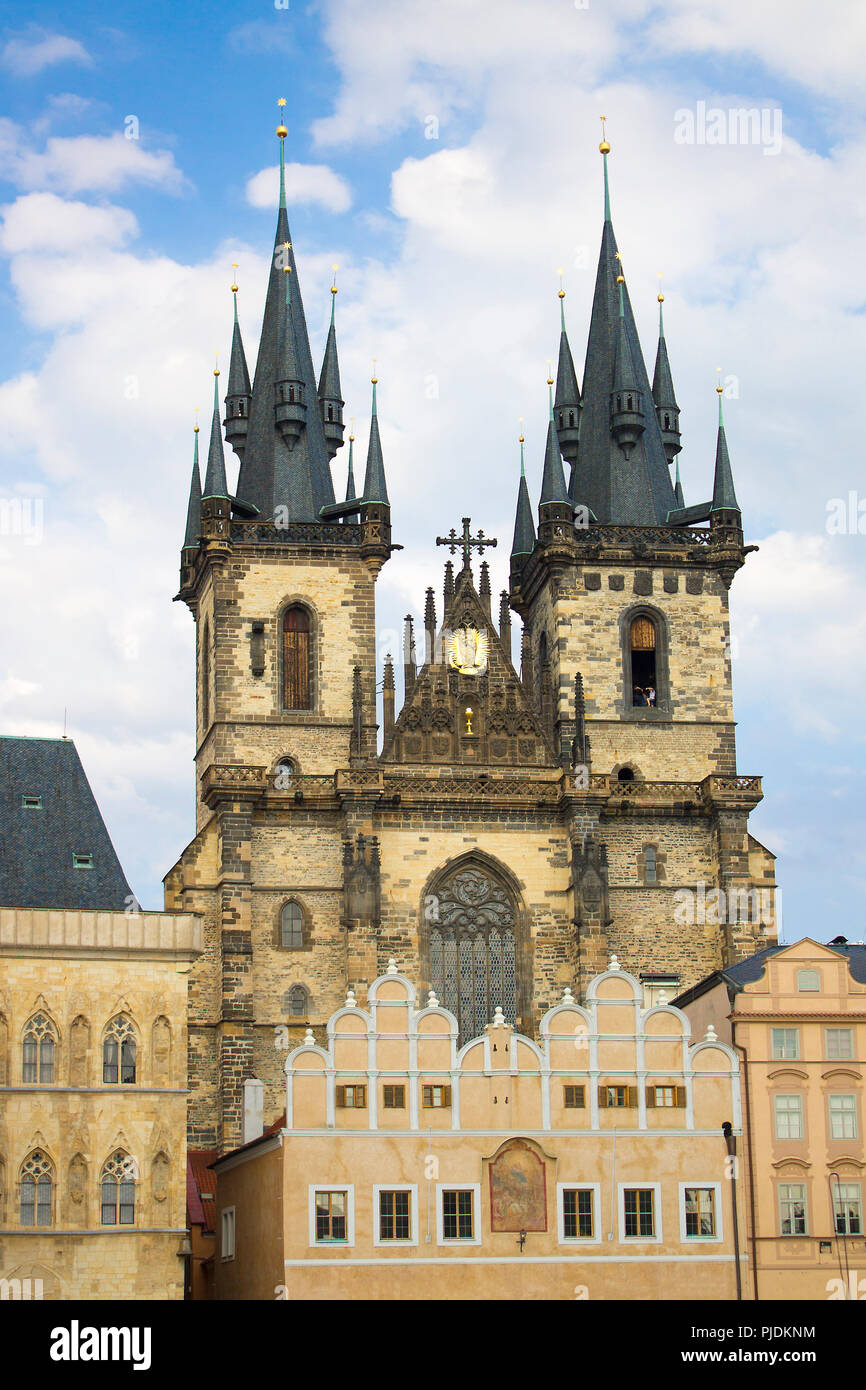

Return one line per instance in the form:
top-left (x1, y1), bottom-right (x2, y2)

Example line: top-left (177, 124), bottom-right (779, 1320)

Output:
top-left (308, 1183), bottom-right (355, 1248)
top-left (220, 1205), bottom-right (235, 1261)
top-left (284, 1253), bottom-right (744, 1267)
top-left (372, 1183), bottom-right (419, 1247)
top-left (617, 1182), bottom-right (662, 1244)
top-left (556, 1182), bottom-right (602, 1244)
top-left (678, 1181), bottom-right (724, 1243)
top-left (435, 1183), bottom-right (482, 1246)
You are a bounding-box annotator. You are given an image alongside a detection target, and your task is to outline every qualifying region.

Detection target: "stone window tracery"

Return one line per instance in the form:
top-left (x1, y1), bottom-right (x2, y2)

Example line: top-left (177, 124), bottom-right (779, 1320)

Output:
top-left (20, 1150), bottom-right (53, 1226)
top-left (22, 1013), bottom-right (56, 1084)
top-left (103, 1015), bottom-right (137, 1085)
top-left (427, 864), bottom-right (519, 1044)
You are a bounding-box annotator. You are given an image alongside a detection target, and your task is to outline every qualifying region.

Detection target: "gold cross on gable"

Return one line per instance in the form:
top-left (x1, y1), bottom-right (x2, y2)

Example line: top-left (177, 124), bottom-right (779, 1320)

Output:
top-left (435, 517), bottom-right (497, 570)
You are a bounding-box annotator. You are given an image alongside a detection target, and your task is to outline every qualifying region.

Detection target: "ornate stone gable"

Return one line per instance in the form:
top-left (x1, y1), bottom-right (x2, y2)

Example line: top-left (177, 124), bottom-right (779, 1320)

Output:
top-left (382, 570), bottom-right (557, 768)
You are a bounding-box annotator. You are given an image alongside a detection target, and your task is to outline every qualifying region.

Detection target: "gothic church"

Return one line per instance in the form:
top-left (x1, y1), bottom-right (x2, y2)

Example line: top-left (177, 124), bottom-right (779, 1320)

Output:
top-left (165, 114), bottom-right (777, 1154)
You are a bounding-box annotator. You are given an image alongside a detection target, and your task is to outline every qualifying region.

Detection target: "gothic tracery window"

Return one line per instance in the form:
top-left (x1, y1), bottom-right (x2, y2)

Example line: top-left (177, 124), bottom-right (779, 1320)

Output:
top-left (101, 1150), bottom-right (136, 1226)
top-left (427, 864), bottom-right (519, 1045)
top-left (103, 1015), bottom-right (137, 1085)
top-left (20, 1150), bottom-right (53, 1226)
top-left (22, 1013), bottom-right (56, 1084)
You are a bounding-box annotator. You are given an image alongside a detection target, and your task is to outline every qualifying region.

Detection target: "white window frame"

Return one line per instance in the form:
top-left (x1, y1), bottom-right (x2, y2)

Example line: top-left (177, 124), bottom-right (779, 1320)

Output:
top-left (825, 1028), bottom-right (854, 1061)
top-left (220, 1205), bottom-right (235, 1261)
top-left (617, 1182), bottom-right (662, 1244)
top-left (678, 1182), bottom-right (723, 1243)
top-left (435, 1183), bottom-right (481, 1246)
top-left (773, 1093), bottom-right (803, 1140)
top-left (828, 1094), bottom-right (859, 1141)
top-left (557, 1182), bottom-right (601, 1245)
top-left (833, 1182), bottom-right (862, 1236)
top-left (373, 1184), bottom-right (418, 1247)
top-left (308, 1184), bottom-right (355, 1248)
top-left (771, 1027), bottom-right (800, 1061)
top-left (778, 1183), bottom-right (808, 1236)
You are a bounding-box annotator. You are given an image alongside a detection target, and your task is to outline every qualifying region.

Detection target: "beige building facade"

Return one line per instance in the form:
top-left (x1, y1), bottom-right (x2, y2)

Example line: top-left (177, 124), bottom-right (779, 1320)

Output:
top-left (675, 938), bottom-right (866, 1300)
top-left (212, 961), bottom-right (746, 1300)
top-left (0, 907), bottom-right (200, 1300)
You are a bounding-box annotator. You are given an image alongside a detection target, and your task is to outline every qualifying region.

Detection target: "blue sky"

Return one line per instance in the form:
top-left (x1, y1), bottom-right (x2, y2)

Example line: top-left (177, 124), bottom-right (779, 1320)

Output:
top-left (0, 0), bottom-right (865, 946)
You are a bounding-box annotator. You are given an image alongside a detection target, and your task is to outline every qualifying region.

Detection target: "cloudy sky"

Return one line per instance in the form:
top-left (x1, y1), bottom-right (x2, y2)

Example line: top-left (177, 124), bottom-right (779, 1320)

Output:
top-left (0, 1), bottom-right (864, 943)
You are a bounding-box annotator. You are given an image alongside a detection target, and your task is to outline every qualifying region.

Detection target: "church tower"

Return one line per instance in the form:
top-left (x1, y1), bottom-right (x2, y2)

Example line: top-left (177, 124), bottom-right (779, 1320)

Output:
top-left (509, 130), bottom-right (776, 995)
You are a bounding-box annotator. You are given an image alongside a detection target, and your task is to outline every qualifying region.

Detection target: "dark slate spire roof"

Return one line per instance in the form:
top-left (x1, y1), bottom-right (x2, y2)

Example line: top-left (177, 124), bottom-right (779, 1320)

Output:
top-left (227, 290), bottom-right (252, 399)
top-left (511, 436), bottom-right (536, 557)
top-left (362, 377), bottom-right (389, 504)
top-left (345, 431), bottom-right (356, 502)
top-left (673, 456), bottom-right (685, 510)
top-left (554, 302), bottom-right (581, 412)
top-left (234, 128), bottom-right (336, 521)
top-left (574, 152), bottom-right (678, 525)
top-left (711, 389), bottom-right (740, 512)
top-left (183, 425), bottom-right (202, 548)
top-left (317, 291), bottom-right (342, 404)
top-left (202, 370), bottom-right (229, 499)
top-left (651, 297), bottom-right (678, 412)
top-left (539, 391), bottom-right (570, 506)
top-left (0, 737), bottom-right (134, 910)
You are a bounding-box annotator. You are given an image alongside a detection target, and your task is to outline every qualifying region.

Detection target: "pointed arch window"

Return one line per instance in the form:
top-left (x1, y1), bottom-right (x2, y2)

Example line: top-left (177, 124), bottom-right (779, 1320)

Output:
top-left (101, 1151), bottom-right (136, 1226)
top-left (22, 1013), bottom-right (56, 1084)
top-left (288, 984), bottom-right (308, 1018)
top-left (281, 901), bottom-right (304, 950)
top-left (282, 606), bottom-right (312, 710)
top-left (629, 616), bottom-right (657, 707)
top-left (20, 1150), bottom-right (53, 1226)
top-left (103, 1016), bottom-right (137, 1085)
top-left (426, 863), bottom-right (521, 1046)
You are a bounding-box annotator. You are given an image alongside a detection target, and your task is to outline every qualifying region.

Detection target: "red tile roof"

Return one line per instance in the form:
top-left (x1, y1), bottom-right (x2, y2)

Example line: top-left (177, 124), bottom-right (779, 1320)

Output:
top-left (187, 1148), bottom-right (219, 1233)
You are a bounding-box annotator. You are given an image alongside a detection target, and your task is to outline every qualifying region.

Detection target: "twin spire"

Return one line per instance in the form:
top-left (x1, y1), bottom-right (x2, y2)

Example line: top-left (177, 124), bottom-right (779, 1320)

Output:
top-left (183, 102), bottom-right (387, 543)
top-left (511, 124), bottom-right (741, 562)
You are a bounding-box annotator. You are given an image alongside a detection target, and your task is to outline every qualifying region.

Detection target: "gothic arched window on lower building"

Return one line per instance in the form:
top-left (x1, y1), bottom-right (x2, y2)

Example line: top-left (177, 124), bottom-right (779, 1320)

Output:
top-left (103, 1015), bottom-right (137, 1085)
top-left (20, 1150), bottom-right (53, 1227)
top-left (280, 901), bottom-right (305, 950)
top-left (22, 1013), bottom-right (56, 1084)
top-left (426, 862), bottom-right (522, 1046)
top-left (287, 984), bottom-right (308, 1018)
top-left (282, 606), bottom-right (313, 711)
top-left (101, 1151), bottom-right (136, 1226)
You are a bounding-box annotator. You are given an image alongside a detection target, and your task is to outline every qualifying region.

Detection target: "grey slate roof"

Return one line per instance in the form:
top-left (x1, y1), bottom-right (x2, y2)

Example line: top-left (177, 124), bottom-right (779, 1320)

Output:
top-left (554, 327), bottom-right (581, 412)
top-left (227, 300), bottom-right (251, 399)
top-left (317, 319), bottom-right (342, 404)
top-left (345, 434), bottom-right (356, 503)
top-left (183, 428), bottom-right (202, 548)
top-left (711, 417), bottom-right (740, 513)
top-left (539, 417), bottom-right (570, 506)
top-left (651, 325), bottom-right (678, 412)
top-left (671, 942), bottom-right (866, 1010)
top-left (362, 383), bottom-right (389, 504)
top-left (574, 219), bottom-right (678, 524)
top-left (511, 473), bottom-right (535, 557)
top-left (235, 204), bottom-right (336, 522)
top-left (202, 376), bottom-right (229, 500)
top-left (0, 737), bottom-right (133, 910)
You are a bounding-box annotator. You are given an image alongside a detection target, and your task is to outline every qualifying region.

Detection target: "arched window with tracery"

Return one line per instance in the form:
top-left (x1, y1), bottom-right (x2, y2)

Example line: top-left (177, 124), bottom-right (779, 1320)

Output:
top-left (22, 1013), bottom-right (56, 1084)
top-left (101, 1150), bottom-right (136, 1225)
top-left (287, 984), bottom-right (308, 1018)
top-left (426, 862), bottom-right (521, 1046)
top-left (103, 1016), bottom-right (137, 1085)
top-left (20, 1150), bottom-right (53, 1226)
top-left (282, 606), bottom-right (312, 710)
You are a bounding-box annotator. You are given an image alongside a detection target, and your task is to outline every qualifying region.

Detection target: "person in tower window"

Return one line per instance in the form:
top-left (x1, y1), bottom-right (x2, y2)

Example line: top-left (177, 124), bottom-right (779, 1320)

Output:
top-left (633, 686), bottom-right (646, 706)
top-left (646, 686), bottom-right (656, 707)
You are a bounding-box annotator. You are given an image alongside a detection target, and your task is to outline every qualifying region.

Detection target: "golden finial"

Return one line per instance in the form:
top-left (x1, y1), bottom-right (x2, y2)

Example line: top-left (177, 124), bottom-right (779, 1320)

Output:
top-left (194, 407), bottom-right (199, 435)
top-left (214, 351), bottom-right (219, 378)
top-left (657, 271), bottom-right (664, 304)
top-left (371, 357), bottom-right (378, 385)
top-left (616, 274), bottom-right (625, 284)
top-left (716, 366), bottom-right (724, 395)
top-left (599, 115), bottom-right (610, 155)
top-left (349, 416), bottom-right (355, 442)
top-left (557, 267), bottom-right (565, 301)
top-left (231, 261), bottom-right (239, 294)
top-left (518, 414), bottom-right (525, 444)
top-left (331, 264), bottom-right (339, 296)
top-left (546, 358), bottom-right (553, 388)
top-left (276, 98), bottom-right (288, 139)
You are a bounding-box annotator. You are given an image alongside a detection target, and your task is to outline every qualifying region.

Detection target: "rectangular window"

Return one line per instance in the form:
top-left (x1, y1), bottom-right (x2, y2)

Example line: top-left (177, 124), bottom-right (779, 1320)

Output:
top-left (22, 1036), bottom-right (37, 1084)
top-left (684, 1187), bottom-right (716, 1237)
top-left (21, 795), bottom-right (42, 809)
top-left (771, 1028), bottom-right (800, 1060)
top-left (422, 1084), bottom-right (451, 1108)
top-left (562, 1189), bottom-right (594, 1239)
top-left (779, 1184), bottom-right (807, 1236)
top-left (773, 1094), bottom-right (803, 1140)
top-left (600, 1085), bottom-right (636, 1108)
top-left (623, 1188), bottom-right (655, 1238)
top-left (563, 1085), bottom-right (585, 1109)
top-left (72, 852), bottom-right (93, 869)
top-left (379, 1189), bottom-right (412, 1241)
top-left (221, 1206), bottom-right (235, 1260)
top-left (335, 1085), bottom-right (367, 1108)
top-left (118, 1180), bottom-right (135, 1226)
top-left (646, 1085), bottom-right (687, 1108)
top-left (833, 1183), bottom-right (862, 1236)
top-left (383, 1085), bottom-right (405, 1109)
top-left (441, 1190), bottom-right (474, 1240)
top-left (315, 1191), bottom-right (348, 1242)
top-left (829, 1094), bottom-right (858, 1140)
top-left (825, 1028), bottom-right (854, 1061)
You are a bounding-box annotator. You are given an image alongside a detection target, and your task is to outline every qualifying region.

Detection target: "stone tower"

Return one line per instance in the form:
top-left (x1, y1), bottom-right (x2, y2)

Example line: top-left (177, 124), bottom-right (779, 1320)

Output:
top-left (166, 118), bottom-right (777, 1154)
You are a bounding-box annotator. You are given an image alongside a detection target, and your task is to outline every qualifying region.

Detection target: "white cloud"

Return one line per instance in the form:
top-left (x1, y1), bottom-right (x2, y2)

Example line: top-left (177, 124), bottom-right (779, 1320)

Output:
top-left (0, 122), bottom-right (185, 195)
top-left (0, 193), bottom-right (138, 254)
top-left (245, 162), bottom-right (352, 214)
top-left (1, 28), bottom-right (92, 77)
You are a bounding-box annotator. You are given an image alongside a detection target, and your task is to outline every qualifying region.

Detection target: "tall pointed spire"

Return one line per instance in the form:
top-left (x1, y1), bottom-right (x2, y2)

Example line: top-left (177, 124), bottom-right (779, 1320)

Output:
top-left (554, 275), bottom-right (581, 470)
top-left (345, 425), bottom-right (356, 503)
top-left (225, 265), bottom-right (252, 461)
top-left (318, 265), bottom-right (345, 459)
top-left (651, 284), bottom-right (682, 466)
top-left (202, 363), bottom-right (229, 500)
top-left (235, 101), bottom-right (336, 521)
top-left (673, 455), bottom-right (685, 509)
top-left (362, 369), bottom-right (389, 504)
top-left (183, 418), bottom-right (202, 548)
top-left (711, 380), bottom-right (740, 513)
top-left (575, 127), bottom-right (678, 524)
top-left (610, 271), bottom-right (646, 459)
top-left (540, 372), bottom-right (570, 507)
top-left (511, 432), bottom-right (536, 560)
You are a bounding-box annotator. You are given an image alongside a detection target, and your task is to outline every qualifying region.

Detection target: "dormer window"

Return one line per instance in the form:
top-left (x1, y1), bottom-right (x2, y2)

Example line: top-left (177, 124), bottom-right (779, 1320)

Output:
top-left (327, 404), bottom-right (334, 421)
top-left (797, 969), bottom-right (820, 993)
top-left (21, 795), bottom-right (42, 809)
top-left (73, 852), bottom-right (93, 870)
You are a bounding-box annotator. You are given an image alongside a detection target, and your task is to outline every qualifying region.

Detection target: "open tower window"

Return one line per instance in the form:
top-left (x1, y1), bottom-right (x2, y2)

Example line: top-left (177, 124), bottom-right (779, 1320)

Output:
top-left (629, 616), bottom-right (657, 708)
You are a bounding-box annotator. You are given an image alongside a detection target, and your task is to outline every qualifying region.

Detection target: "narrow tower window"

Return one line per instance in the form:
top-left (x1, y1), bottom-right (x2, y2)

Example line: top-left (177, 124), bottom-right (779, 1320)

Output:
top-left (20, 1151), bottom-right (53, 1226)
top-left (282, 607), bottom-right (312, 710)
top-left (629, 617), bottom-right (657, 707)
top-left (281, 901), bottom-right (304, 949)
top-left (201, 620), bottom-right (210, 729)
